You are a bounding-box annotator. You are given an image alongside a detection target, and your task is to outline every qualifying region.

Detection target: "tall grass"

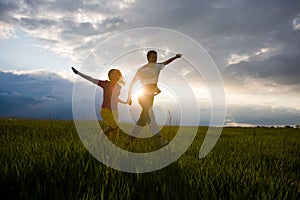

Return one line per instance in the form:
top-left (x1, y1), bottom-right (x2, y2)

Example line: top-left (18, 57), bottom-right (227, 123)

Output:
top-left (0, 119), bottom-right (299, 199)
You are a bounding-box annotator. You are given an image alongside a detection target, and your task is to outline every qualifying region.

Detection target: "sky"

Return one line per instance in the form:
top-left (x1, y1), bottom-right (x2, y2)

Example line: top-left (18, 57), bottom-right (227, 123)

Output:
top-left (0, 0), bottom-right (300, 126)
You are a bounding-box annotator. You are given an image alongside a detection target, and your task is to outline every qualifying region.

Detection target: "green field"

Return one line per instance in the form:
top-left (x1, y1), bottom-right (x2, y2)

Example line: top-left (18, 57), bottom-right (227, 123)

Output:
top-left (0, 118), bottom-right (299, 199)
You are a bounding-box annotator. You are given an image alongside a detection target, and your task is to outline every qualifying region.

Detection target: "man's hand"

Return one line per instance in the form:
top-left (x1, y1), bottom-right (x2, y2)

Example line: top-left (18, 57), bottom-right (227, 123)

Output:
top-left (71, 67), bottom-right (78, 74)
top-left (162, 54), bottom-right (183, 65)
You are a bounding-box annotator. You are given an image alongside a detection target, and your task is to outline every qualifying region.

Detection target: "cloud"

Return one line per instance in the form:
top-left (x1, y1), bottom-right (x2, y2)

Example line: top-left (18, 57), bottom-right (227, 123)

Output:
top-left (1, 69), bottom-right (300, 126)
top-left (117, 0), bottom-right (300, 98)
top-left (0, 1), bottom-right (19, 22)
top-left (0, 22), bottom-right (16, 39)
top-left (0, 70), bottom-right (74, 119)
top-left (223, 52), bottom-right (300, 88)
top-left (226, 104), bottom-right (300, 126)
top-left (293, 14), bottom-right (300, 30)
top-left (1, 0), bottom-right (300, 125)
top-left (0, 0), bottom-right (131, 63)
top-left (1, 0), bottom-right (299, 69)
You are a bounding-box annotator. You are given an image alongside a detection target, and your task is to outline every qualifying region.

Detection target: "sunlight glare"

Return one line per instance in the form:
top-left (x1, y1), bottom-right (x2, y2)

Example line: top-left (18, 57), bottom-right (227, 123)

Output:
top-left (131, 87), bottom-right (144, 100)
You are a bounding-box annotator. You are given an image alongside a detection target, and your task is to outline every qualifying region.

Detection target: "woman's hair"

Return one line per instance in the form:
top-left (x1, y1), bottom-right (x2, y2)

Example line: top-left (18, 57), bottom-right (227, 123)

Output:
top-left (108, 69), bottom-right (125, 86)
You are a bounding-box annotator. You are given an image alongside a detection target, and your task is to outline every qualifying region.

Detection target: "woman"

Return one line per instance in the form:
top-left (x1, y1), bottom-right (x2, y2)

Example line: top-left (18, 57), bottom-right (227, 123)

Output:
top-left (72, 67), bottom-right (126, 142)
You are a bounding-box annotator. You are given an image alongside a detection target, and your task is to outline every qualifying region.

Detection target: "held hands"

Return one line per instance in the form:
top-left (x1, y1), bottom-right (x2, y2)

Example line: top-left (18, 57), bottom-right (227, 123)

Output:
top-left (127, 97), bottom-right (132, 106)
top-left (71, 67), bottom-right (78, 74)
top-left (118, 99), bottom-right (128, 104)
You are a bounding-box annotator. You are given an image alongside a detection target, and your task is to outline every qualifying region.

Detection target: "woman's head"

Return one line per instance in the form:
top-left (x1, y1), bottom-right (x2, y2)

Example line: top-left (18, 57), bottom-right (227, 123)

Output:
top-left (108, 69), bottom-right (125, 86)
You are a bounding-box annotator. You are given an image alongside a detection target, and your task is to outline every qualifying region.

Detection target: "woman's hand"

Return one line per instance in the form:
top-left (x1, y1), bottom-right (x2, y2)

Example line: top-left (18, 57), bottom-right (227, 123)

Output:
top-left (71, 67), bottom-right (78, 74)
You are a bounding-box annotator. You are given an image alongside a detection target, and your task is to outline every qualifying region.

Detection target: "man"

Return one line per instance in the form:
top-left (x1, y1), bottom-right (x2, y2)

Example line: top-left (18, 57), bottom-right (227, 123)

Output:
top-left (127, 50), bottom-right (182, 147)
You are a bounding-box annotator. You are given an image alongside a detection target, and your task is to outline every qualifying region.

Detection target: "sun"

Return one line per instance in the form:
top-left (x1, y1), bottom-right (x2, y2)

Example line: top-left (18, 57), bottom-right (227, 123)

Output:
top-left (131, 87), bottom-right (144, 100)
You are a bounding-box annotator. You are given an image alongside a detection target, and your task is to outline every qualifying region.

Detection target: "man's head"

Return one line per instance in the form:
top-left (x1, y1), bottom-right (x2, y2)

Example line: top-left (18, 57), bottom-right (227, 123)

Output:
top-left (147, 50), bottom-right (157, 63)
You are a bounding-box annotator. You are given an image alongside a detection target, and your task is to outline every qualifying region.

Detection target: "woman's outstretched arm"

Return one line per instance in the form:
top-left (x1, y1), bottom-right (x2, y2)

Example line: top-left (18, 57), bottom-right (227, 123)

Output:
top-left (72, 67), bottom-right (99, 85)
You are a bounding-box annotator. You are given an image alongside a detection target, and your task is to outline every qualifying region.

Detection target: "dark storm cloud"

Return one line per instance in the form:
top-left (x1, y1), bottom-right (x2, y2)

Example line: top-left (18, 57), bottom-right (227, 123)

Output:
top-left (61, 16), bottom-right (125, 37)
top-left (124, 0), bottom-right (299, 36)
top-left (0, 1), bottom-right (19, 22)
top-left (121, 0), bottom-right (300, 87)
top-left (0, 70), bottom-right (107, 120)
top-left (1, 0), bottom-right (300, 125)
top-left (61, 18), bottom-right (99, 36)
top-left (0, 0), bottom-right (124, 35)
top-left (0, 70), bottom-right (74, 119)
top-left (2, 0), bottom-right (299, 74)
top-left (222, 26), bottom-right (300, 91)
top-left (227, 104), bottom-right (300, 126)
top-left (22, 0), bottom-right (110, 13)
top-left (19, 17), bottom-right (57, 30)
top-left (224, 53), bottom-right (300, 86)
top-left (0, 0), bottom-right (128, 61)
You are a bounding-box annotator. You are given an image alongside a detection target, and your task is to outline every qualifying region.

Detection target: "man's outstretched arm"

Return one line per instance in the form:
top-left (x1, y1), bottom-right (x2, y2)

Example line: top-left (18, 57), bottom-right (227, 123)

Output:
top-left (71, 67), bottom-right (99, 85)
top-left (160, 54), bottom-right (182, 65)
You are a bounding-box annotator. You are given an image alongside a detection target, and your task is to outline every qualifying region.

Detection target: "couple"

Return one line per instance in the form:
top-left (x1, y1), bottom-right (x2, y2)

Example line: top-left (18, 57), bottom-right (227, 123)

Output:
top-left (72, 50), bottom-right (182, 147)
